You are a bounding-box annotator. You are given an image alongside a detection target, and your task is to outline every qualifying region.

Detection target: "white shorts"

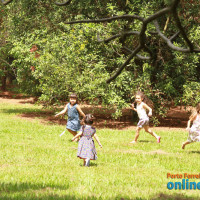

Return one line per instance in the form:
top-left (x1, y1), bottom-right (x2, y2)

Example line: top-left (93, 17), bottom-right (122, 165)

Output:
top-left (137, 118), bottom-right (149, 128)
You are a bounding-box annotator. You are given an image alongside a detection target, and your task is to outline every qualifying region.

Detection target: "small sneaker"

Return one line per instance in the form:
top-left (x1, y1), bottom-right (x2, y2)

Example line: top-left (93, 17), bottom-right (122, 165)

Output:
top-left (130, 141), bottom-right (137, 144)
top-left (157, 136), bottom-right (161, 143)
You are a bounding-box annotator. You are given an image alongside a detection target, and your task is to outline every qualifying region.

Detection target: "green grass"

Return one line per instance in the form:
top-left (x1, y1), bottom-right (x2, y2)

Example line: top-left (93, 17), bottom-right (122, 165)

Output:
top-left (1, 101), bottom-right (200, 199)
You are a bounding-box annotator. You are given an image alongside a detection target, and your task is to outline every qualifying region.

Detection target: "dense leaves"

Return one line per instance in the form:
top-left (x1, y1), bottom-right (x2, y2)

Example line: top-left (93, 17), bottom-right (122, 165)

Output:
top-left (0, 0), bottom-right (199, 120)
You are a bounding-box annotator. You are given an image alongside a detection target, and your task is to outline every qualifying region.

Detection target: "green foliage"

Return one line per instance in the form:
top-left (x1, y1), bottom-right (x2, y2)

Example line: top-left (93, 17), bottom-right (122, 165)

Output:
top-left (1, 0), bottom-right (200, 120)
top-left (183, 81), bottom-right (200, 106)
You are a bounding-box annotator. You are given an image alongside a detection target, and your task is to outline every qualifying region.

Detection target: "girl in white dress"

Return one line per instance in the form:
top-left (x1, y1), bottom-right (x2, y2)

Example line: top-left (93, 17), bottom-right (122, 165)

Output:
top-left (182, 103), bottom-right (200, 149)
top-left (130, 91), bottom-right (161, 144)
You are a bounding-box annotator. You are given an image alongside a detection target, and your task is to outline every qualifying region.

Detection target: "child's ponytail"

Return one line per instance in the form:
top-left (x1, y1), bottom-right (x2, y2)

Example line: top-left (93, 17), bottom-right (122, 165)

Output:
top-left (196, 103), bottom-right (200, 114)
top-left (84, 114), bottom-right (95, 125)
top-left (189, 102), bottom-right (200, 120)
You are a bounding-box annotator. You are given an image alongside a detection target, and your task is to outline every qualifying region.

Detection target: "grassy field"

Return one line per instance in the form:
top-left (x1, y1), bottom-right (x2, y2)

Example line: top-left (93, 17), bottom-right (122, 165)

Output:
top-left (0, 100), bottom-right (200, 200)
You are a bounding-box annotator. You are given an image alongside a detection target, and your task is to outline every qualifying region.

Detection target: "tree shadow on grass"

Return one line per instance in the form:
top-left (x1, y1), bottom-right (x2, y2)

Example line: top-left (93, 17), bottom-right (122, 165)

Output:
top-left (1, 107), bottom-right (66, 125)
top-left (0, 182), bottom-right (72, 200)
top-left (138, 140), bottom-right (154, 143)
top-left (151, 192), bottom-right (199, 200)
top-left (1, 107), bottom-right (53, 116)
top-left (1, 108), bottom-right (134, 129)
top-left (0, 183), bottom-right (199, 200)
top-left (89, 162), bottom-right (98, 167)
top-left (78, 162), bottom-right (98, 168)
top-left (0, 182), bottom-right (69, 192)
top-left (188, 150), bottom-right (200, 154)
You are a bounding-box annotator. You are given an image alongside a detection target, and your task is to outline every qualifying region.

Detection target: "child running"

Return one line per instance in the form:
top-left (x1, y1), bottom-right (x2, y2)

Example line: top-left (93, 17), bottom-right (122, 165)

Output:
top-left (182, 103), bottom-right (200, 149)
top-left (55, 93), bottom-right (85, 140)
top-left (72, 114), bottom-right (102, 167)
top-left (130, 91), bottom-right (161, 144)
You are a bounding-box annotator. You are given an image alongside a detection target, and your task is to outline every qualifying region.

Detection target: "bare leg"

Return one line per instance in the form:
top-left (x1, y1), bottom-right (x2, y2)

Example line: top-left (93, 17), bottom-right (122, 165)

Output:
top-left (83, 159), bottom-right (86, 166)
top-left (182, 141), bottom-right (190, 149)
top-left (144, 126), bottom-right (161, 143)
top-left (130, 127), bottom-right (141, 144)
top-left (67, 129), bottom-right (79, 141)
top-left (67, 129), bottom-right (77, 136)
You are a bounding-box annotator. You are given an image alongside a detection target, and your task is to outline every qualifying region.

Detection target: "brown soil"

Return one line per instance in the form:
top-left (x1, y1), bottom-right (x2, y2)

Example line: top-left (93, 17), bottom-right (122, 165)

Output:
top-left (0, 91), bottom-right (190, 130)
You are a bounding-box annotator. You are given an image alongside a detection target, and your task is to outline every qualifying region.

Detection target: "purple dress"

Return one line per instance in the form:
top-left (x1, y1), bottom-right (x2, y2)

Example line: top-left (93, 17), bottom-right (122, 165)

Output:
top-left (77, 125), bottom-right (97, 160)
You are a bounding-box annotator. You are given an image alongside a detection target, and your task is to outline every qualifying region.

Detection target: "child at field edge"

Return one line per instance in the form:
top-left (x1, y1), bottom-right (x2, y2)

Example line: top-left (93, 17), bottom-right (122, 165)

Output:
top-left (130, 91), bottom-right (161, 144)
top-left (182, 103), bottom-right (200, 149)
top-left (55, 93), bottom-right (85, 140)
top-left (72, 114), bottom-right (102, 167)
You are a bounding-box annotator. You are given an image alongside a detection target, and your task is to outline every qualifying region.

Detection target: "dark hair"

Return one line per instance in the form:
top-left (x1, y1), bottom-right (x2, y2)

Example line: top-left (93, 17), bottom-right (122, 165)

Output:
top-left (69, 93), bottom-right (78, 104)
top-left (196, 103), bottom-right (200, 113)
top-left (84, 114), bottom-right (95, 125)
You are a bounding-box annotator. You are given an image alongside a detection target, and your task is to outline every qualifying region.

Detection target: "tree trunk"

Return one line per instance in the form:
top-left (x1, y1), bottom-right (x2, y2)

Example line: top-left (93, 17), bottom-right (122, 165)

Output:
top-left (1, 76), bottom-right (6, 91)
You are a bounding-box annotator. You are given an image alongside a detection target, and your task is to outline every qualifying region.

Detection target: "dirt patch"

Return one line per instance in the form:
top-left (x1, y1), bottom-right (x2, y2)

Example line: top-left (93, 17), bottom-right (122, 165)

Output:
top-left (0, 91), bottom-right (34, 100)
top-left (148, 150), bottom-right (169, 155)
top-left (115, 149), bottom-right (170, 155)
top-left (0, 92), bottom-right (190, 130)
top-left (0, 164), bottom-right (11, 169)
top-left (0, 97), bottom-right (36, 105)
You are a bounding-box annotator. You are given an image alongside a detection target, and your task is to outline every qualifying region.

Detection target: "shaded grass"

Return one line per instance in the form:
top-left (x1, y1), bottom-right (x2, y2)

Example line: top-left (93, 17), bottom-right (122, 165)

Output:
top-left (0, 102), bottom-right (200, 199)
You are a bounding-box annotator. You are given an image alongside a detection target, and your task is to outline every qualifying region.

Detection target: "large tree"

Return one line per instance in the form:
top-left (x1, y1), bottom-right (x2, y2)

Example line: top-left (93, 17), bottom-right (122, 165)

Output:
top-left (1, 0), bottom-right (199, 119)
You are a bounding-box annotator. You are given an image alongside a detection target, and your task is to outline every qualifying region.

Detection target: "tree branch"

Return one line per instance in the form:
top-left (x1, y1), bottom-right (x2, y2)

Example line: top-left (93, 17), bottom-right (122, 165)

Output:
top-left (170, 31), bottom-right (180, 41)
top-left (1, 0), bottom-right (73, 6)
top-left (123, 46), bottom-right (151, 60)
top-left (1, 0), bottom-right (13, 5)
top-left (92, 4), bottom-right (171, 83)
top-left (144, 7), bottom-right (171, 24)
top-left (0, 57), bottom-right (11, 66)
top-left (172, 9), bottom-right (194, 51)
top-left (2, 0), bottom-right (200, 85)
top-left (54, 0), bottom-right (72, 6)
top-left (97, 31), bottom-right (140, 43)
top-left (106, 45), bottom-right (142, 83)
top-left (154, 20), bottom-right (200, 53)
top-left (65, 15), bottom-right (144, 24)
top-left (106, 0), bottom-right (199, 83)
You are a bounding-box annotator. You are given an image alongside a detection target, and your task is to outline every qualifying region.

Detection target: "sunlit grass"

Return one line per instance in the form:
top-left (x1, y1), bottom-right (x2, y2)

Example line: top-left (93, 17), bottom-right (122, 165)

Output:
top-left (0, 102), bottom-right (200, 199)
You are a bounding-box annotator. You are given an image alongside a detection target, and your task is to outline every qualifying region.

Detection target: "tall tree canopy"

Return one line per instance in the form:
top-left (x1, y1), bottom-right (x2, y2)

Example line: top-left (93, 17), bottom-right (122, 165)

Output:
top-left (0, 0), bottom-right (199, 119)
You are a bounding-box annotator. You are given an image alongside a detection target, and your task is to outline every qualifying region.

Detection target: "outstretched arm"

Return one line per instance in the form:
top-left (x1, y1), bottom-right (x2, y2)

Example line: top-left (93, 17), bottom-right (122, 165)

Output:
top-left (76, 105), bottom-right (86, 118)
top-left (143, 103), bottom-right (152, 116)
top-left (130, 103), bottom-right (137, 112)
top-left (94, 133), bottom-right (102, 148)
top-left (55, 104), bottom-right (68, 117)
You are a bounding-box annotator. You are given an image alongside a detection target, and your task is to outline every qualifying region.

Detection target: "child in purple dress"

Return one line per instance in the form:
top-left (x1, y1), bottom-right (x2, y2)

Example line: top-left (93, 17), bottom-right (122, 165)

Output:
top-left (72, 114), bottom-right (102, 167)
top-left (182, 103), bottom-right (200, 149)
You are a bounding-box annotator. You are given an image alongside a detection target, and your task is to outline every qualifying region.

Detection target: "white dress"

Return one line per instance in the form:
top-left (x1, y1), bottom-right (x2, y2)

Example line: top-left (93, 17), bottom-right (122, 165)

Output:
top-left (136, 102), bottom-right (149, 128)
top-left (188, 114), bottom-right (200, 142)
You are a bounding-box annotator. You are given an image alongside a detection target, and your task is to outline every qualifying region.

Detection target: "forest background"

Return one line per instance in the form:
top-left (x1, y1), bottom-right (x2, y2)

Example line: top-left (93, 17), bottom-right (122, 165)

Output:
top-left (0, 0), bottom-right (199, 122)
